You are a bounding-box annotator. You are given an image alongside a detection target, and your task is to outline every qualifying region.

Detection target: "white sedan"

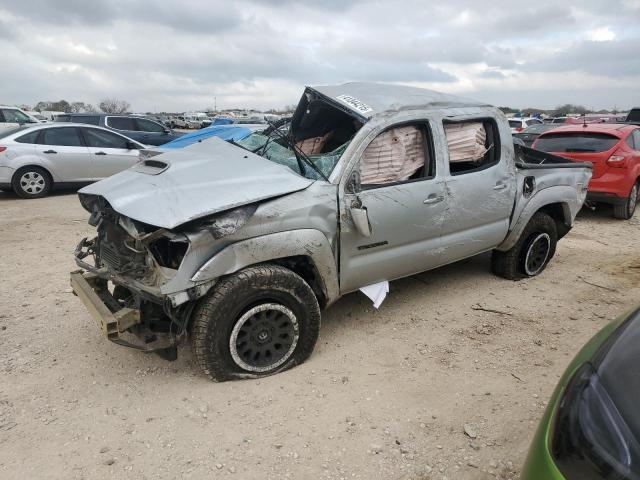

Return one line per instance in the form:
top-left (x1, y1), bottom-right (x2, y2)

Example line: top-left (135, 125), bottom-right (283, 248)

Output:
top-left (508, 117), bottom-right (543, 133)
top-left (0, 123), bottom-right (145, 198)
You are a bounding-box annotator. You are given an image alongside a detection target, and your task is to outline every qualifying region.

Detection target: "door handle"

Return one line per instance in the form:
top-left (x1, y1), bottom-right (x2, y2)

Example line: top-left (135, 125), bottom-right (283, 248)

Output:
top-left (95, 151), bottom-right (107, 155)
top-left (43, 150), bottom-right (57, 154)
top-left (493, 183), bottom-right (507, 190)
top-left (423, 195), bottom-right (444, 205)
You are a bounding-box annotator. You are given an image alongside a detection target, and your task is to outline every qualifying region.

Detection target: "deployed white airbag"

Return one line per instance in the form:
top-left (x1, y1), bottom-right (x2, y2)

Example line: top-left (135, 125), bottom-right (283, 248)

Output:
top-left (444, 122), bottom-right (488, 163)
top-left (359, 126), bottom-right (424, 184)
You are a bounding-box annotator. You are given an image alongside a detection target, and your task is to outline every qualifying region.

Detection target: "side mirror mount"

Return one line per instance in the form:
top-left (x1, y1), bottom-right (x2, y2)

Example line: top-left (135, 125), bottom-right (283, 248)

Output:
top-left (346, 170), bottom-right (361, 194)
top-left (126, 141), bottom-right (139, 150)
top-left (350, 197), bottom-right (372, 237)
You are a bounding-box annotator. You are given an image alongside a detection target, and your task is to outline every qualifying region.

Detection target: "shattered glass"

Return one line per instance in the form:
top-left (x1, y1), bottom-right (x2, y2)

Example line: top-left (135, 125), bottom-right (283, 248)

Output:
top-left (235, 133), bottom-right (348, 180)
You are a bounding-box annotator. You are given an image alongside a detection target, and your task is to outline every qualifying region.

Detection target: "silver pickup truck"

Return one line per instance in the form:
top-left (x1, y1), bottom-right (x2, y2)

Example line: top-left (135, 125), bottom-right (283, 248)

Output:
top-left (71, 83), bottom-right (592, 381)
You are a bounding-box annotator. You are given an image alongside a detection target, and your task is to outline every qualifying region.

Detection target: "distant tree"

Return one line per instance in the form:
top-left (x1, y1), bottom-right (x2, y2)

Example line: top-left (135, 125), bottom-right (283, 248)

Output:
top-left (70, 101), bottom-right (92, 113)
top-left (498, 106), bottom-right (518, 114)
top-left (51, 100), bottom-right (71, 112)
top-left (34, 101), bottom-right (52, 112)
top-left (99, 98), bottom-right (131, 114)
top-left (554, 104), bottom-right (588, 116)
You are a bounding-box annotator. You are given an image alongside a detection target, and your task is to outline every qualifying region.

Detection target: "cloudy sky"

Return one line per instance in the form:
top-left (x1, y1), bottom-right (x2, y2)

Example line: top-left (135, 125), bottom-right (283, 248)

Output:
top-left (1, 0), bottom-right (639, 112)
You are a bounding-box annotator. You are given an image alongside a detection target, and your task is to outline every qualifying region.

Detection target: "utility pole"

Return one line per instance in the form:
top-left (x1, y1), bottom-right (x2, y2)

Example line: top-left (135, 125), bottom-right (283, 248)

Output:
top-left (214, 96), bottom-right (217, 113)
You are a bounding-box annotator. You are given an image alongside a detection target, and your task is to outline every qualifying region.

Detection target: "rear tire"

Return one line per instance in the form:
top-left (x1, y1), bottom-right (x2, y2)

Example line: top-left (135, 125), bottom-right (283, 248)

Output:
top-left (191, 264), bottom-right (321, 381)
top-left (613, 182), bottom-right (638, 220)
top-left (12, 166), bottom-right (52, 199)
top-left (492, 212), bottom-right (558, 280)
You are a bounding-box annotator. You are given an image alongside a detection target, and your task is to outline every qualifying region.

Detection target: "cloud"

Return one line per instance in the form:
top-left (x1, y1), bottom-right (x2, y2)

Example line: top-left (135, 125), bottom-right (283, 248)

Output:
top-left (0, 0), bottom-right (638, 111)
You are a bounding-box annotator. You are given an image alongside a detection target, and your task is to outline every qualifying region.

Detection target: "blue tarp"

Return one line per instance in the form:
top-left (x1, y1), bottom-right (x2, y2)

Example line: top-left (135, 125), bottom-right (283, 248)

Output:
top-left (160, 125), bottom-right (252, 149)
top-left (211, 117), bottom-right (234, 126)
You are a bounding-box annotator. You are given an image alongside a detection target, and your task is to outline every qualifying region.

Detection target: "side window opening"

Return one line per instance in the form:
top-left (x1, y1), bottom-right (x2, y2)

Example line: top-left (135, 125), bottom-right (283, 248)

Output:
top-left (358, 123), bottom-right (433, 188)
top-left (15, 130), bottom-right (41, 144)
top-left (292, 97), bottom-right (363, 155)
top-left (444, 119), bottom-right (500, 175)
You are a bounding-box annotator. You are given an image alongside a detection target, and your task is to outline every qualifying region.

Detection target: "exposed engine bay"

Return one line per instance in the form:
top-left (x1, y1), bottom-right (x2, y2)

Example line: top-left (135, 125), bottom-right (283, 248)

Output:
top-left (74, 195), bottom-right (193, 358)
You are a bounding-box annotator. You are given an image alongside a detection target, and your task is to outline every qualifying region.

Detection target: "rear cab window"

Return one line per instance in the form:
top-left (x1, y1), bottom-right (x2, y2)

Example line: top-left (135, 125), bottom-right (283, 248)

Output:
top-left (443, 118), bottom-right (501, 175)
top-left (535, 133), bottom-right (620, 153)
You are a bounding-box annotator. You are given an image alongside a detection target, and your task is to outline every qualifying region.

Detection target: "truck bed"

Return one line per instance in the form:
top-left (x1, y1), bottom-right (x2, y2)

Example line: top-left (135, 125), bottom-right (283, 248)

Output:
top-left (514, 144), bottom-right (593, 170)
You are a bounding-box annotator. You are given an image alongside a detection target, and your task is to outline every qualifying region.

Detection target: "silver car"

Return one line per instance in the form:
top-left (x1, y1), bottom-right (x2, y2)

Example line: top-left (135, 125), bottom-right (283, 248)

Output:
top-left (0, 123), bottom-right (145, 198)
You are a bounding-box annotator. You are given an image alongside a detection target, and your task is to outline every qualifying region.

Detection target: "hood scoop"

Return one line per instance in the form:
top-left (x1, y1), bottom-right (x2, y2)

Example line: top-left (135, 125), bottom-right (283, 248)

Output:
top-left (131, 159), bottom-right (170, 175)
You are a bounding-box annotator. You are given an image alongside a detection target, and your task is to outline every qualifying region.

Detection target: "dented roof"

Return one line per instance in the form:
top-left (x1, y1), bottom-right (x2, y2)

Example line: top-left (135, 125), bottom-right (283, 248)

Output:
top-left (308, 82), bottom-right (489, 120)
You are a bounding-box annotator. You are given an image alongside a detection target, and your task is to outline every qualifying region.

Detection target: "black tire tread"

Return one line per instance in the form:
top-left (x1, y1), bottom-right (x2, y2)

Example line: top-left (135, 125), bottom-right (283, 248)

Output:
top-left (191, 264), bottom-right (320, 382)
top-left (492, 211), bottom-right (557, 280)
top-left (612, 182), bottom-right (638, 220)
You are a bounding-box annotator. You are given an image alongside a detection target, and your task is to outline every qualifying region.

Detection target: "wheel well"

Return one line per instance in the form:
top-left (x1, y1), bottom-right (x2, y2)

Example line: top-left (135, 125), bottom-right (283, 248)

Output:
top-left (270, 256), bottom-right (327, 308)
top-left (12, 165), bottom-right (54, 185)
top-left (538, 203), bottom-right (570, 239)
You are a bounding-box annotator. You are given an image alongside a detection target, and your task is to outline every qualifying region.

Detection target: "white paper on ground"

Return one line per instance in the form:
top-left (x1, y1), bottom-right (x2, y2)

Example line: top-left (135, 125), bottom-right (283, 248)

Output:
top-left (359, 280), bottom-right (389, 309)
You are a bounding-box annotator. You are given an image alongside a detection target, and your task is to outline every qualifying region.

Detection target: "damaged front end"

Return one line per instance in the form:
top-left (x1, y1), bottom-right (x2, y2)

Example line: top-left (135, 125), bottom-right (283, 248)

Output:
top-left (72, 194), bottom-right (206, 359)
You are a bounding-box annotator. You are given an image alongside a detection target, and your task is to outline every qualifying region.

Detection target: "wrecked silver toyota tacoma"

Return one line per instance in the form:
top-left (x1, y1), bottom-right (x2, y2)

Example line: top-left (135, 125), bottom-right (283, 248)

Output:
top-left (71, 83), bottom-right (592, 381)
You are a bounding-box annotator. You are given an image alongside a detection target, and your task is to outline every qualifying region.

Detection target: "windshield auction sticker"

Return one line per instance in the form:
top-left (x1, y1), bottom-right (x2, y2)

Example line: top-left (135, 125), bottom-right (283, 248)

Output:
top-left (336, 95), bottom-right (373, 115)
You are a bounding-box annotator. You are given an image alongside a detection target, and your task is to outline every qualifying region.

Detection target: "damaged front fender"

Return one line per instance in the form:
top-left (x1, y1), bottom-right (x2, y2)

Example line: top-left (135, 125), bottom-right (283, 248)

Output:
top-left (191, 229), bottom-right (340, 305)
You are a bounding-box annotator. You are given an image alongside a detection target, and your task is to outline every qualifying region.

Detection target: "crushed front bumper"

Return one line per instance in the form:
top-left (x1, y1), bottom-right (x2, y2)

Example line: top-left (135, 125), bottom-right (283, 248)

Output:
top-left (70, 270), bottom-right (176, 352)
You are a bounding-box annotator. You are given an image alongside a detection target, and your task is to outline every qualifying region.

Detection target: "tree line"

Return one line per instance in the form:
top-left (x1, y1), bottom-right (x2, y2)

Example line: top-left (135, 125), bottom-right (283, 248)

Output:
top-left (499, 103), bottom-right (623, 117)
top-left (29, 98), bottom-right (131, 114)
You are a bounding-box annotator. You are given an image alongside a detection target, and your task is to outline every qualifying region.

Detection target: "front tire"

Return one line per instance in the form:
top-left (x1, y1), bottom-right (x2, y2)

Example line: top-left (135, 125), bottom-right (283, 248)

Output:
top-left (492, 212), bottom-right (558, 280)
top-left (12, 166), bottom-right (52, 199)
top-left (191, 265), bottom-right (321, 381)
top-left (613, 182), bottom-right (638, 220)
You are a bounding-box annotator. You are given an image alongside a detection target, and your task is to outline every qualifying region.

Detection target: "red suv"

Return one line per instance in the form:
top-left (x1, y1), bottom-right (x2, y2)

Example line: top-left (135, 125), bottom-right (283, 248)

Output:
top-left (533, 124), bottom-right (640, 219)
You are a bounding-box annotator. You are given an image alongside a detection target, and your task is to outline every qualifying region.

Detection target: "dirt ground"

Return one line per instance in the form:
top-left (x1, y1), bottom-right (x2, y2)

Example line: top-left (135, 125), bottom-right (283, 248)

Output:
top-left (1, 190), bottom-right (639, 480)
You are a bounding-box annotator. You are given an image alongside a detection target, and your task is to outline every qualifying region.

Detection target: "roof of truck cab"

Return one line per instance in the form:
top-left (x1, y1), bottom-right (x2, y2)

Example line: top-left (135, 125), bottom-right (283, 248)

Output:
top-left (308, 82), bottom-right (489, 120)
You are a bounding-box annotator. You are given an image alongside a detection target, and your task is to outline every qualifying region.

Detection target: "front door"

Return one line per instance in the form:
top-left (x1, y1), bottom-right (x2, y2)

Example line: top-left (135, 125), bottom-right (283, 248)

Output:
top-left (80, 127), bottom-right (140, 179)
top-left (339, 121), bottom-right (446, 294)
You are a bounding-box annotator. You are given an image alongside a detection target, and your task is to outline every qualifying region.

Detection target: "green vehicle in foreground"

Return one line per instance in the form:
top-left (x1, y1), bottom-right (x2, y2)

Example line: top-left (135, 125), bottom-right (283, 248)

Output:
top-left (522, 304), bottom-right (640, 479)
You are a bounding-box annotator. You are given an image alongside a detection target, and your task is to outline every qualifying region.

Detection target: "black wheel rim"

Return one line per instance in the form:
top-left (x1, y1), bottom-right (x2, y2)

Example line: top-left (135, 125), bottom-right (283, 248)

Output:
top-left (524, 233), bottom-right (551, 276)
top-left (229, 303), bottom-right (299, 373)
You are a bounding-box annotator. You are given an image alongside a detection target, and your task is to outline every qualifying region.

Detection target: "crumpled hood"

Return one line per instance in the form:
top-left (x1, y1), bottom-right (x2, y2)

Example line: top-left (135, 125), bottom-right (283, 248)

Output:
top-left (80, 137), bottom-right (314, 229)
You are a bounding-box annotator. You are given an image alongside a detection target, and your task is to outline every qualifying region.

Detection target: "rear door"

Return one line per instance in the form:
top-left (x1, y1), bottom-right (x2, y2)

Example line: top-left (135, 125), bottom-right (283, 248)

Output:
top-left (438, 118), bottom-right (514, 262)
top-left (36, 127), bottom-right (92, 181)
top-left (80, 127), bottom-right (140, 178)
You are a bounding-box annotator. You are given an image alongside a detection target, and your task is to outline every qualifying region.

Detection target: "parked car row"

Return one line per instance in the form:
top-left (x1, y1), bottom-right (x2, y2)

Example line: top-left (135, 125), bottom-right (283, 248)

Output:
top-left (0, 123), bottom-right (144, 198)
top-left (54, 113), bottom-right (182, 145)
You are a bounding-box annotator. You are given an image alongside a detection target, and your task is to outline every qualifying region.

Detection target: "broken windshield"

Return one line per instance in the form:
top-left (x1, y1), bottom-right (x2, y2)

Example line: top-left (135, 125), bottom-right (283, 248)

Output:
top-left (234, 132), bottom-right (348, 180)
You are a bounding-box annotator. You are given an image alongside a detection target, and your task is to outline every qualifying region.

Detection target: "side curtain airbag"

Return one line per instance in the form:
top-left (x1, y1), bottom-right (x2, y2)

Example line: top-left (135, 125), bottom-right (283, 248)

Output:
top-left (444, 122), bottom-right (488, 163)
top-left (360, 126), bottom-right (424, 184)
